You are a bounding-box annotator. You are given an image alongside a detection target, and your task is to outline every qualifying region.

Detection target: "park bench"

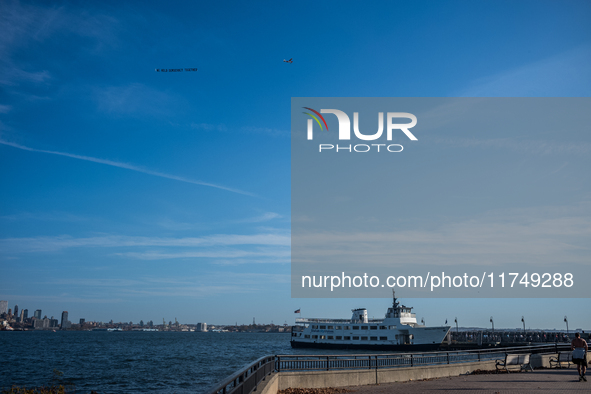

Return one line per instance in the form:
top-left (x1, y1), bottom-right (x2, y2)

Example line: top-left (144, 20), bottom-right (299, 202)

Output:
top-left (495, 353), bottom-right (533, 372)
top-left (549, 352), bottom-right (572, 369)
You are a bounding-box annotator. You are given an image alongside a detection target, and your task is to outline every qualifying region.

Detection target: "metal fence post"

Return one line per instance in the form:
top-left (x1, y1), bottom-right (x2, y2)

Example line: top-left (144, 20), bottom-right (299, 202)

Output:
top-left (327, 356), bottom-right (330, 371)
top-left (447, 353), bottom-right (449, 364)
top-left (410, 354), bottom-right (413, 367)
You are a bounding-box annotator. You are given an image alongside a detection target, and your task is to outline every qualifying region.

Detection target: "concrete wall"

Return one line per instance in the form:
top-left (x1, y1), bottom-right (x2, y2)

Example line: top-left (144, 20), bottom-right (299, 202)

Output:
top-left (257, 373), bottom-right (279, 394)
top-left (256, 352), bottom-right (590, 394)
top-left (532, 352), bottom-right (591, 369)
top-left (531, 353), bottom-right (555, 368)
top-left (279, 369), bottom-right (376, 390)
top-left (277, 360), bottom-right (497, 390)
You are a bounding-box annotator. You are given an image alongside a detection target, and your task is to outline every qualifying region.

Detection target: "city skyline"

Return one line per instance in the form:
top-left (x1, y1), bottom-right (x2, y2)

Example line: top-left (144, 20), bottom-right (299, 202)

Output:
top-left (1, 297), bottom-right (588, 332)
top-left (1, 1), bottom-right (591, 328)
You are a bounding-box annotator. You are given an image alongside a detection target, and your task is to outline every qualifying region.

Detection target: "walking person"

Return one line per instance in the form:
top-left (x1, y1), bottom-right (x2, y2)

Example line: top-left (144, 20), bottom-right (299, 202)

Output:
top-left (571, 332), bottom-right (588, 381)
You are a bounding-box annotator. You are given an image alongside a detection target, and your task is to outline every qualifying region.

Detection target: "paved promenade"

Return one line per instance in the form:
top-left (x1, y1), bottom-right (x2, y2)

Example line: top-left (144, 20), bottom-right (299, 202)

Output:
top-left (347, 369), bottom-right (589, 393)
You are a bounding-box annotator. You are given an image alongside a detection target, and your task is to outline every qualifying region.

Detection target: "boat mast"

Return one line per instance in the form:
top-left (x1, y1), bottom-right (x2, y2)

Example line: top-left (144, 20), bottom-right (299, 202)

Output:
top-left (392, 289), bottom-right (399, 309)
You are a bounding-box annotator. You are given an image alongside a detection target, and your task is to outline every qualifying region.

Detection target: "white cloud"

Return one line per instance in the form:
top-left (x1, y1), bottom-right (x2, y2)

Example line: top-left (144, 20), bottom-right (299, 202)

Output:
top-left (292, 204), bottom-right (591, 267)
top-left (116, 247), bottom-right (290, 261)
top-left (239, 212), bottom-right (282, 223)
top-left (36, 272), bottom-right (290, 298)
top-left (0, 233), bottom-right (290, 253)
top-left (241, 126), bottom-right (289, 137)
top-left (0, 211), bottom-right (90, 222)
top-left (0, 2), bottom-right (121, 86)
top-left (94, 83), bottom-right (178, 117)
top-left (428, 136), bottom-right (591, 155)
top-left (456, 45), bottom-right (591, 97)
top-left (189, 123), bottom-right (289, 137)
top-left (0, 139), bottom-right (255, 196)
top-left (191, 123), bottom-right (228, 132)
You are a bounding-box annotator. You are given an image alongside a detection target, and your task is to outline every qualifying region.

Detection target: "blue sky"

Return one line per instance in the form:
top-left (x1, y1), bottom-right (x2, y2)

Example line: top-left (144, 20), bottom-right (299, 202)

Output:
top-left (1, 0), bottom-right (590, 329)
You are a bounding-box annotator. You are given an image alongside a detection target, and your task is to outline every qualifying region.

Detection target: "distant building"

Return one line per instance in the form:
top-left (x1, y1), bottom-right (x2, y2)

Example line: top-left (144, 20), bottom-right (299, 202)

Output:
top-left (197, 322), bottom-right (207, 332)
top-left (23, 309), bottom-right (28, 320)
top-left (0, 300), bottom-right (7, 315)
top-left (34, 309), bottom-right (42, 319)
top-left (79, 318), bottom-right (85, 325)
top-left (14, 305), bottom-right (18, 318)
top-left (34, 318), bottom-right (44, 329)
top-left (19, 310), bottom-right (24, 323)
top-left (50, 318), bottom-right (59, 328)
top-left (61, 311), bottom-right (70, 329)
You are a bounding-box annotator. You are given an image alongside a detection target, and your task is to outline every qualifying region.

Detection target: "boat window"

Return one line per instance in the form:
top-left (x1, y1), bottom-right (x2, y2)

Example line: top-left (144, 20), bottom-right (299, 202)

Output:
top-left (328, 336), bottom-right (333, 339)
top-left (370, 336), bottom-right (378, 341)
top-left (335, 326), bottom-right (341, 330)
top-left (312, 335), bottom-right (318, 339)
top-left (352, 326), bottom-right (359, 330)
top-left (370, 326), bottom-right (378, 330)
top-left (304, 335), bottom-right (310, 338)
top-left (327, 326), bottom-right (333, 329)
top-left (343, 326), bottom-right (349, 330)
top-left (336, 336), bottom-right (342, 340)
top-left (319, 325), bottom-right (326, 329)
top-left (380, 336), bottom-right (388, 340)
top-left (363, 326), bottom-right (369, 330)
top-left (379, 326), bottom-right (387, 330)
top-left (352, 336), bottom-right (359, 340)
top-left (320, 335), bottom-right (325, 339)
top-left (344, 336), bottom-right (350, 340)
top-left (361, 336), bottom-right (368, 340)
top-left (389, 325), bottom-right (397, 329)
top-left (312, 325), bottom-right (318, 329)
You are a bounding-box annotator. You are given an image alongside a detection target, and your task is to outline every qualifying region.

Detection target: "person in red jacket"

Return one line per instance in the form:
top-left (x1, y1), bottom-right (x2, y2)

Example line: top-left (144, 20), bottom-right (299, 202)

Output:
top-left (571, 332), bottom-right (588, 381)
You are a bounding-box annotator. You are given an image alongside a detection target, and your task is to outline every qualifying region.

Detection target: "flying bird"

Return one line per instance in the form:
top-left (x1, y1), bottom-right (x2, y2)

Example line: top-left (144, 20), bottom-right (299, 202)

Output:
top-left (283, 58), bottom-right (293, 64)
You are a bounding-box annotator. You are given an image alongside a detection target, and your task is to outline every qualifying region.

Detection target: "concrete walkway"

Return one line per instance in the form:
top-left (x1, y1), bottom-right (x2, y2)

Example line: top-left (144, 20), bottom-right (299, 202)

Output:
top-left (347, 369), bottom-right (589, 393)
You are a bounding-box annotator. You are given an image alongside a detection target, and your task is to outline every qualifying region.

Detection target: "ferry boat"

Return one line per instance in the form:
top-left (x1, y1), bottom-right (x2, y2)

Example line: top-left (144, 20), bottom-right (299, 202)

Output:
top-left (291, 292), bottom-right (450, 351)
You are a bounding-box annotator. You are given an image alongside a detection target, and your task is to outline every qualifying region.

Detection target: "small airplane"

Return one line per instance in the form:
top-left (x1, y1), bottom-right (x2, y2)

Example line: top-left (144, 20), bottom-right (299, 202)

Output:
top-left (283, 58), bottom-right (293, 64)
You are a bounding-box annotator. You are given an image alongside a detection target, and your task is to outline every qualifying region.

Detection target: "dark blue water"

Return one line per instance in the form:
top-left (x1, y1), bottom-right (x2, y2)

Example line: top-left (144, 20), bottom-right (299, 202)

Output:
top-left (0, 331), bottom-right (368, 393)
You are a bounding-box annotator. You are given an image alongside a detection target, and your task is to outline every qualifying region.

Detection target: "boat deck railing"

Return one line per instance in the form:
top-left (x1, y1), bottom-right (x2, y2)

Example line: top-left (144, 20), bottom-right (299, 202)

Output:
top-left (203, 343), bottom-right (571, 394)
top-left (295, 318), bottom-right (384, 324)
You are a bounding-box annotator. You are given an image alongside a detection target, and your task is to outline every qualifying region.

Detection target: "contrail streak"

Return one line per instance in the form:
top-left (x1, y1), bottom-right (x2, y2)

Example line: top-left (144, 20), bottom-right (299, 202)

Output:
top-left (0, 140), bottom-right (256, 197)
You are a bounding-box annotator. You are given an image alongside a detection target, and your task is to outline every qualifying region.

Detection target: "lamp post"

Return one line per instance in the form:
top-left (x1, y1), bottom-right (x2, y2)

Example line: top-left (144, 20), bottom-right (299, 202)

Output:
top-left (564, 316), bottom-right (569, 336)
top-left (521, 316), bottom-right (526, 336)
top-left (490, 316), bottom-right (494, 334)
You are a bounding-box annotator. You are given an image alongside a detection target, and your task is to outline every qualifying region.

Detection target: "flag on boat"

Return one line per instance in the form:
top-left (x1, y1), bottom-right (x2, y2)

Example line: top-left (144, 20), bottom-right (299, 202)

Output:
top-left (445, 319), bottom-right (447, 324)
top-left (294, 309), bottom-right (301, 313)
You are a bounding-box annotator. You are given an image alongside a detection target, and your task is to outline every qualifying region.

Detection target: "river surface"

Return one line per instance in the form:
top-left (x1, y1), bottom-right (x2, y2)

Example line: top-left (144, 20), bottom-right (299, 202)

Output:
top-left (0, 331), bottom-right (372, 393)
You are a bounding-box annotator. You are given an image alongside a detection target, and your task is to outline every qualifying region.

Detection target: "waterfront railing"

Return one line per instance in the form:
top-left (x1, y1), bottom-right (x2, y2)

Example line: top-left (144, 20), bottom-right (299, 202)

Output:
top-left (204, 355), bottom-right (275, 394)
top-left (204, 343), bottom-right (571, 394)
top-left (276, 344), bottom-right (570, 372)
